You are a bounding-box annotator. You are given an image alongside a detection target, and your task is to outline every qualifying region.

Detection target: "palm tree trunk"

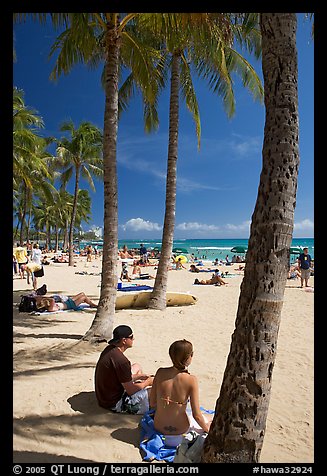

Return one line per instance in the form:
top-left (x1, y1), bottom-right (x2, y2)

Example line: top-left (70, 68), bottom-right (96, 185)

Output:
top-left (63, 219), bottom-right (69, 250)
top-left (148, 52), bottom-right (180, 310)
top-left (202, 13), bottom-right (299, 463)
top-left (68, 167), bottom-right (80, 266)
top-left (83, 24), bottom-right (120, 343)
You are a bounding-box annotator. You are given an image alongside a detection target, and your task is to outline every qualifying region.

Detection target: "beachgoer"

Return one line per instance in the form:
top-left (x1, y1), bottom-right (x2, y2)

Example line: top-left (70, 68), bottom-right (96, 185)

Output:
top-left (14, 242), bottom-right (28, 279)
top-left (189, 264), bottom-right (201, 273)
top-left (120, 245), bottom-right (133, 260)
top-left (175, 257), bottom-right (186, 270)
top-left (194, 270), bottom-right (228, 286)
top-left (121, 261), bottom-right (132, 282)
top-left (225, 255), bottom-right (231, 265)
top-left (287, 265), bottom-right (301, 280)
top-left (131, 260), bottom-right (155, 280)
top-left (21, 262), bottom-right (44, 290)
top-left (35, 292), bottom-right (98, 312)
top-left (297, 248), bottom-right (312, 287)
top-left (86, 245), bottom-right (93, 262)
top-left (13, 252), bottom-right (18, 275)
top-left (149, 339), bottom-right (211, 443)
top-left (31, 243), bottom-right (42, 265)
top-left (139, 244), bottom-right (148, 264)
top-left (95, 325), bottom-right (154, 414)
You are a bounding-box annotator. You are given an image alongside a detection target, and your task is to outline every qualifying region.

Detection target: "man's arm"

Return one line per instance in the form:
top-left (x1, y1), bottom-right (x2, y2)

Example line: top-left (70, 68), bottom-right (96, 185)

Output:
top-left (122, 375), bottom-right (154, 396)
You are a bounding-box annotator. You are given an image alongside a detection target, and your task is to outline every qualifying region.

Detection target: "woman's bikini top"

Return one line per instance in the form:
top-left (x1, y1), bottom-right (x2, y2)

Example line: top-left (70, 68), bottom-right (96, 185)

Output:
top-left (160, 396), bottom-right (189, 407)
top-left (160, 368), bottom-right (190, 407)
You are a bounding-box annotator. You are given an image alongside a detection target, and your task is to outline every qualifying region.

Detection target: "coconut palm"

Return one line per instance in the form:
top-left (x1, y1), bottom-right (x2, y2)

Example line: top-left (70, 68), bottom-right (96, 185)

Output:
top-left (13, 87), bottom-right (50, 243)
top-left (129, 13), bottom-right (263, 310)
top-left (52, 120), bottom-right (103, 266)
top-left (14, 13), bottom-right (166, 342)
top-left (202, 13), bottom-right (300, 462)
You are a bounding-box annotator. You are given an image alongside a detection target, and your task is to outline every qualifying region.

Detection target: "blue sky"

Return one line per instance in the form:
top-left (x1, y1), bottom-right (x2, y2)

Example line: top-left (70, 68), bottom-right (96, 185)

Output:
top-left (13, 14), bottom-right (314, 239)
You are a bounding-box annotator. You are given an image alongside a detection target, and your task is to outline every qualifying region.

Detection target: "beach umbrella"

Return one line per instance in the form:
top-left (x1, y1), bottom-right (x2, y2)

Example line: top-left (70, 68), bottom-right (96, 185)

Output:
top-left (175, 255), bottom-right (188, 263)
top-left (173, 247), bottom-right (188, 254)
top-left (230, 246), bottom-right (247, 254)
top-left (289, 247), bottom-right (303, 254)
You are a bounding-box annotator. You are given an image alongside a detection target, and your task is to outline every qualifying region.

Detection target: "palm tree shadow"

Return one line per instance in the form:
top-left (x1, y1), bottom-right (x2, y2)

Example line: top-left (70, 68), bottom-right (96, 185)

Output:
top-left (68, 391), bottom-right (141, 448)
top-left (111, 427), bottom-right (141, 448)
top-left (13, 450), bottom-right (96, 463)
top-left (67, 391), bottom-right (105, 415)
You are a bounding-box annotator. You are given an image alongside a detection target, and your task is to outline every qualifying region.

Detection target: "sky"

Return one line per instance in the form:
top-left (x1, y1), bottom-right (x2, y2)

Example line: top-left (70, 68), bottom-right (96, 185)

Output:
top-left (13, 14), bottom-right (314, 240)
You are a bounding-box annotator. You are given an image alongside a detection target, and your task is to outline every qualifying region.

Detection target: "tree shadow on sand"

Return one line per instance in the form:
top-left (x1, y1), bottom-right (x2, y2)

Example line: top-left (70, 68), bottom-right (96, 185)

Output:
top-left (13, 450), bottom-right (97, 463)
top-left (68, 391), bottom-right (141, 448)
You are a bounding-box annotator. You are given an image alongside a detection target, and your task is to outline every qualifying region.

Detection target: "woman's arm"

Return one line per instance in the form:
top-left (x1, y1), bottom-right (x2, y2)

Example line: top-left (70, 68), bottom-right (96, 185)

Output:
top-left (189, 375), bottom-right (211, 433)
top-left (149, 370), bottom-right (159, 409)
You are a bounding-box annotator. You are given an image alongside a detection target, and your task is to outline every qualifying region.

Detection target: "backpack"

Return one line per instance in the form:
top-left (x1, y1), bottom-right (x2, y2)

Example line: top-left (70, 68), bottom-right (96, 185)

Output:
top-left (19, 295), bottom-right (37, 313)
top-left (36, 284), bottom-right (47, 295)
top-left (174, 431), bottom-right (207, 463)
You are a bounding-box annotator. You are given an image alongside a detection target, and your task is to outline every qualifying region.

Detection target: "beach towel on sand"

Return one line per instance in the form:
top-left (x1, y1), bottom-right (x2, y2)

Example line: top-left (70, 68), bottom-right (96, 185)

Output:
top-left (118, 285), bottom-right (153, 292)
top-left (28, 303), bottom-right (94, 315)
top-left (140, 407), bottom-right (214, 462)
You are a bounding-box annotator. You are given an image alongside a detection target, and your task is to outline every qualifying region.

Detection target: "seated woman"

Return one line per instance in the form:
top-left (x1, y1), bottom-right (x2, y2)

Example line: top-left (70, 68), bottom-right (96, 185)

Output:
top-left (149, 339), bottom-right (211, 446)
top-left (35, 292), bottom-right (98, 312)
top-left (287, 265), bottom-right (301, 279)
top-left (175, 258), bottom-right (186, 270)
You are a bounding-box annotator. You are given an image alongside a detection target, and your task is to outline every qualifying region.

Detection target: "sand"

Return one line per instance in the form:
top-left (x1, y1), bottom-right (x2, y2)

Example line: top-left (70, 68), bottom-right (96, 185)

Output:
top-left (13, 255), bottom-right (314, 463)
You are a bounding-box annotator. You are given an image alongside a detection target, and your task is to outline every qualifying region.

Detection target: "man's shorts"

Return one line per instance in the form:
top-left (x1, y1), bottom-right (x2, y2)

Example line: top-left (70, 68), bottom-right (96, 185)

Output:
top-left (111, 389), bottom-right (149, 415)
top-left (301, 268), bottom-right (310, 280)
top-left (65, 297), bottom-right (83, 311)
top-left (34, 266), bottom-right (44, 277)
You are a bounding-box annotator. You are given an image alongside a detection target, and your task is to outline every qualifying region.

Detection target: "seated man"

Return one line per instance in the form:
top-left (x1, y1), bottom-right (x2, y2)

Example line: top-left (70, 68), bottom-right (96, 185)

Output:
top-left (95, 325), bottom-right (154, 414)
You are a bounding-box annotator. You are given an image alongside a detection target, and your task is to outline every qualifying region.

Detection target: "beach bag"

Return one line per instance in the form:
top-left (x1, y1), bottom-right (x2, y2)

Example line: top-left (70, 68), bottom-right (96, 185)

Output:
top-left (36, 284), bottom-right (47, 295)
top-left (19, 295), bottom-right (37, 313)
top-left (174, 431), bottom-right (207, 463)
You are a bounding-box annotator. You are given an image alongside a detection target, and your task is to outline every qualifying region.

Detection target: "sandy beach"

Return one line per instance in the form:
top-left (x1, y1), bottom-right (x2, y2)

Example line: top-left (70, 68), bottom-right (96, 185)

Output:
top-left (13, 255), bottom-right (314, 464)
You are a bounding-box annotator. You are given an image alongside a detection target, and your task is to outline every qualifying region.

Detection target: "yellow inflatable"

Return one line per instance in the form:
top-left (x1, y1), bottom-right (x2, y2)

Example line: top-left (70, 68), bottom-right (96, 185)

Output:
top-left (175, 255), bottom-right (188, 263)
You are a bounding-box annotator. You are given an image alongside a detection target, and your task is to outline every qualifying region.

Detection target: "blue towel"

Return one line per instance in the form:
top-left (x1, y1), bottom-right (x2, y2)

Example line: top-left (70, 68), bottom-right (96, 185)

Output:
top-left (140, 407), bottom-right (215, 462)
top-left (118, 285), bottom-right (153, 292)
top-left (140, 410), bottom-right (177, 462)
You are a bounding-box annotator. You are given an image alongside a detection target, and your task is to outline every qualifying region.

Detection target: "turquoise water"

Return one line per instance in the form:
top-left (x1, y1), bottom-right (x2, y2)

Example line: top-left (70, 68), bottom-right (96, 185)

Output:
top-left (83, 237), bottom-right (314, 260)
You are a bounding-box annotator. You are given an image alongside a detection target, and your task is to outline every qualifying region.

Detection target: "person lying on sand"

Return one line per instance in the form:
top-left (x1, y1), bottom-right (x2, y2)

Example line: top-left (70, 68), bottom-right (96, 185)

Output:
top-left (194, 272), bottom-right (228, 286)
top-left (95, 325), bottom-right (154, 414)
top-left (35, 292), bottom-right (97, 312)
top-left (148, 339), bottom-right (212, 445)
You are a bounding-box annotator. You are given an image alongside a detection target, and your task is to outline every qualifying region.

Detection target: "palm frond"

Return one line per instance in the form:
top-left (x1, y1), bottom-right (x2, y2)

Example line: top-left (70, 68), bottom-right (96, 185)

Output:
top-left (180, 54), bottom-right (201, 149)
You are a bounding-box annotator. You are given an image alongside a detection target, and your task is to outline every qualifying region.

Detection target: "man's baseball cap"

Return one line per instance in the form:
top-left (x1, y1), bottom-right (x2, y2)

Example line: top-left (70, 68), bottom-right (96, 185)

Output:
top-left (108, 325), bottom-right (133, 344)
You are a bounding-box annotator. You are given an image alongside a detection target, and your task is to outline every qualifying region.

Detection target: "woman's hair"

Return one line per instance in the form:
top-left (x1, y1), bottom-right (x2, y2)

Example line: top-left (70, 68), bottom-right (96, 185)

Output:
top-left (169, 339), bottom-right (193, 371)
top-left (36, 298), bottom-right (51, 312)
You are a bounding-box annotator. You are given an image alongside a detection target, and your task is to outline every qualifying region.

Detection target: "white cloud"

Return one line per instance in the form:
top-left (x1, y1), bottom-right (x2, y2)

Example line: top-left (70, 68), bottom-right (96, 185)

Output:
top-left (230, 134), bottom-right (262, 157)
top-left (176, 222), bottom-right (220, 231)
top-left (120, 218), bottom-right (162, 232)
top-left (225, 220), bottom-right (251, 231)
top-left (293, 219), bottom-right (314, 235)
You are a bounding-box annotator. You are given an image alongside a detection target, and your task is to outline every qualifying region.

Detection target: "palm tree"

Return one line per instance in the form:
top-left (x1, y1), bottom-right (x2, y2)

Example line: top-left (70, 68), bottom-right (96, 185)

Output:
top-left (202, 13), bottom-right (300, 462)
top-left (14, 13), bottom-right (166, 342)
top-left (13, 87), bottom-right (49, 244)
top-left (132, 14), bottom-right (263, 310)
top-left (53, 120), bottom-right (103, 266)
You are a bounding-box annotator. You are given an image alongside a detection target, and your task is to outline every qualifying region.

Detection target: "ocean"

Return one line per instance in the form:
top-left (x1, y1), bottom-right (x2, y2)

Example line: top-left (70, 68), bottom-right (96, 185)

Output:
top-left (83, 237), bottom-right (314, 260)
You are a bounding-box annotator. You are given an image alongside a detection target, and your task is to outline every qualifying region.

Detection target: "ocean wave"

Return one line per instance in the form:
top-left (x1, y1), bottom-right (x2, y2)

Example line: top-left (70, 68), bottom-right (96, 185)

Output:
top-left (190, 246), bottom-right (231, 250)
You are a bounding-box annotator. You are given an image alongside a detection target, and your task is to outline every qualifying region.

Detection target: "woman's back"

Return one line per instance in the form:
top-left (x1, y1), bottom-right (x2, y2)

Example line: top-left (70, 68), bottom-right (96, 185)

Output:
top-left (152, 367), bottom-right (193, 435)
